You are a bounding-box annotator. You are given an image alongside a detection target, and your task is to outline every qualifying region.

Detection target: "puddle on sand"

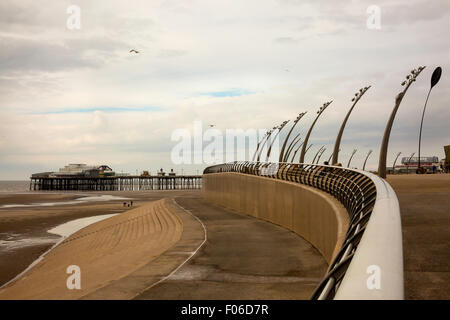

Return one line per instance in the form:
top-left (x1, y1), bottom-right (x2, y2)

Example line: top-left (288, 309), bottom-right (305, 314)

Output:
top-left (0, 213), bottom-right (119, 252)
top-left (0, 195), bottom-right (132, 209)
top-left (0, 213), bottom-right (121, 290)
top-left (48, 213), bottom-right (118, 237)
top-left (0, 236), bottom-right (59, 252)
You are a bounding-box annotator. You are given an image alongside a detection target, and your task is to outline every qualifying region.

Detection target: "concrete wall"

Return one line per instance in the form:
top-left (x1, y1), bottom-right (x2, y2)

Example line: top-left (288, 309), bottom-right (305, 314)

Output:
top-left (203, 172), bottom-right (349, 264)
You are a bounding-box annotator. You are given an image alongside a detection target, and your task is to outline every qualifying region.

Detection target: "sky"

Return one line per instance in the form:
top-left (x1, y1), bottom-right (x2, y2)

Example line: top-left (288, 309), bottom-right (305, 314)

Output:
top-left (0, 0), bottom-right (449, 179)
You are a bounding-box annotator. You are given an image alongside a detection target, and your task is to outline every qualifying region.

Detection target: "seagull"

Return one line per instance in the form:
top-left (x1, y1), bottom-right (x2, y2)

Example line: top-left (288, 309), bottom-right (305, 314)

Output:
top-left (130, 49), bottom-right (139, 54)
top-left (209, 124), bottom-right (216, 128)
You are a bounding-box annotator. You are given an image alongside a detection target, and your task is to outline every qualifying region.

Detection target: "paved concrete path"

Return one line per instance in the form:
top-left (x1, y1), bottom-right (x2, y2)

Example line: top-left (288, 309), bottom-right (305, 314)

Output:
top-left (387, 174), bottom-right (450, 300)
top-left (135, 196), bottom-right (327, 300)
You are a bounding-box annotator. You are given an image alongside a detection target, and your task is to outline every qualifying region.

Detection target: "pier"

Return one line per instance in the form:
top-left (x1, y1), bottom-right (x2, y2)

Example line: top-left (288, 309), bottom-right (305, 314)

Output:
top-left (29, 175), bottom-right (202, 191)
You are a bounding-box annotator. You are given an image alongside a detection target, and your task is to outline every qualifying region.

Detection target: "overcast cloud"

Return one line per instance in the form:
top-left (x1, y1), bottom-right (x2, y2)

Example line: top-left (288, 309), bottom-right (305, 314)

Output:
top-left (0, 0), bottom-right (449, 179)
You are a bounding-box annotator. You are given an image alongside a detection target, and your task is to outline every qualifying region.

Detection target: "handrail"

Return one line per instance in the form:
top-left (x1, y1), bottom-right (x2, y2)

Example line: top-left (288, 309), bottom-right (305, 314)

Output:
top-left (203, 161), bottom-right (403, 300)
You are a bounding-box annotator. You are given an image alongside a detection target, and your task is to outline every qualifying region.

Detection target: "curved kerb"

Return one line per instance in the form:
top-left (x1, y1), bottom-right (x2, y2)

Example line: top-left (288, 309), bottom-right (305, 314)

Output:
top-left (203, 161), bottom-right (403, 300)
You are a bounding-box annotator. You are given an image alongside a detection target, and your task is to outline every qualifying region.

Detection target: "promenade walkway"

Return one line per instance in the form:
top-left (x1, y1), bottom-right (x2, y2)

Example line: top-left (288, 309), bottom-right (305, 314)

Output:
top-left (135, 196), bottom-right (327, 300)
top-left (387, 174), bottom-right (450, 300)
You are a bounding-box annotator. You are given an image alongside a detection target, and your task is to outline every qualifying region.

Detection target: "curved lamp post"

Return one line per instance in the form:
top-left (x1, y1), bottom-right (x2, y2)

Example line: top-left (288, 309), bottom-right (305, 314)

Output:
top-left (378, 66), bottom-right (425, 178)
top-left (347, 149), bottom-right (358, 168)
top-left (256, 127), bottom-right (276, 162)
top-left (266, 120), bottom-right (289, 161)
top-left (392, 151), bottom-right (402, 174)
top-left (316, 147), bottom-right (327, 164)
top-left (327, 149), bottom-right (340, 163)
top-left (283, 133), bottom-right (302, 162)
top-left (292, 142), bottom-right (311, 163)
top-left (362, 149), bottom-right (373, 171)
top-left (279, 112), bottom-right (307, 162)
top-left (417, 66), bottom-right (442, 173)
top-left (332, 86), bottom-right (371, 165)
top-left (312, 145), bottom-right (325, 164)
top-left (299, 101), bottom-right (333, 164)
top-left (252, 130), bottom-right (270, 161)
top-left (327, 153), bottom-right (333, 163)
top-left (302, 143), bottom-right (313, 161)
top-left (406, 152), bottom-right (415, 174)
top-left (290, 141), bottom-right (304, 162)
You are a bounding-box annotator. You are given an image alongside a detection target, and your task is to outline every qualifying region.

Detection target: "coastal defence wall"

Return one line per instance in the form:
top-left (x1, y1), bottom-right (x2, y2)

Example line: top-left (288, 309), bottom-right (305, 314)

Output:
top-left (202, 172), bottom-right (349, 264)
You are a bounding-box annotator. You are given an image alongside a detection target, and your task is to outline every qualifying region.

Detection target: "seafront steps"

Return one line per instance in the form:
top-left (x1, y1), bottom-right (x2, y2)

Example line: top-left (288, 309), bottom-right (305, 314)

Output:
top-left (0, 198), bottom-right (189, 299)
top-left (203, 162), bottom-right (404, 300)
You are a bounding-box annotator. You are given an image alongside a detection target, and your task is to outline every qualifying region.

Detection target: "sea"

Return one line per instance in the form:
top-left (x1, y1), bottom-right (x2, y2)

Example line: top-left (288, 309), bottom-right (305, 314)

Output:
top-left (0, 181), bottom-right (30, 193)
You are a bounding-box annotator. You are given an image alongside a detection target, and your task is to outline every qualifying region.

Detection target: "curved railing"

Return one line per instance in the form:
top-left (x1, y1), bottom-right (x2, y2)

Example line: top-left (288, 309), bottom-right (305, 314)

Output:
top-left (203, 161), bottom-right (403, 300)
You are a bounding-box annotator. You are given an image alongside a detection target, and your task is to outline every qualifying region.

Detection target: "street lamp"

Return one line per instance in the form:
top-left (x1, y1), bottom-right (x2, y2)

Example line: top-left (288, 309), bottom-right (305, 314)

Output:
top-left (292, 143), bottom-right (312, 163)
top-left (266, 120), bottom-right (289, 161)
top-left (362, 149), bottom-right (373, 171)
top-left (312, 145), bottom-right (325, 164)
top-left (279, 112), bottom-right (307, 162)
top-left (299, 101), bottom-right (333, 164)
top-left (327, 153), bottom-right (333, 163)
top-left (290, 141), bottom-right (304, 162)
top-left (316, 147), bottom-right (327, 164)
top-left (332, 86), bottom-right (371, 165)
top-left (347, 149), bottom-right (358, 168)
top-left (303, 143), bottom-right (313, 160)
top-left (283, 133), bottom-right (302, 162)
top-left (392, 152), bottom-right (402, 174)
top-left (252, 130), bottom-right (270, 161)
top-left (417, 66), bottom-right (442, 173)
top-left (256, 128), bottom-right (275, 162)
top-left (327, 149), bottom-right (340, 164)
top-left (378, 66), bottom-right (426, 178)
top-left (406, 152), bottom-right (415, 174)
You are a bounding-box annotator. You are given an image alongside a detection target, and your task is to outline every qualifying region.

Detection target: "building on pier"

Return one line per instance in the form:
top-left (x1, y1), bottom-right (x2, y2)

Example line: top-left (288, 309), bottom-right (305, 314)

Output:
top-left (30, 164), bottom-right (201, 191)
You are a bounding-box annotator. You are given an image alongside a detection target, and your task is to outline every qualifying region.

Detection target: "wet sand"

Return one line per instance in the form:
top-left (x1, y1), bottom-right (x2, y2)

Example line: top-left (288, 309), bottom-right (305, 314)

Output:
top-left (0, 190), bottom-right (198, 287)
top-left (0, 198), bottom-right (185, 299)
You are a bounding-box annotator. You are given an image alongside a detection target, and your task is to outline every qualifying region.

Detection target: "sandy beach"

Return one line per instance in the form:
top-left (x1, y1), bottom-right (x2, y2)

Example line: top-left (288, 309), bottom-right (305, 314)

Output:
top-left (0, 189), bottom-right (327, 300)
top-left (0, 197), bottom-right (187, 299)
top-left (0, 190), bottom-right (198, 288)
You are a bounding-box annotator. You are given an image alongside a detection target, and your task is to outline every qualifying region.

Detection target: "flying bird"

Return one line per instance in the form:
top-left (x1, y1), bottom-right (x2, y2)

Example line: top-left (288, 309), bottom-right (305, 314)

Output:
top-left (129, 49), bottom-right (139, 54)
top-left (209, 124), bottom-right (216, 128)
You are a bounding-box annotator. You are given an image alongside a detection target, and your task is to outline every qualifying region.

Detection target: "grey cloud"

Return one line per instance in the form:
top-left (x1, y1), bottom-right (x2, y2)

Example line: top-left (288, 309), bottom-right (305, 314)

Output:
top-left (277, 0), bottom-right (450, 30)
top-left (382, 1), bottom-right (450, 25)
top-left (0, 1), bottom-right (67, 32)
top-left (157, 49), bottom-right (188, 58)
top-left (0, 35), bottom-right (127, 73)
top-left (274, 37), bottom-right (298, 44)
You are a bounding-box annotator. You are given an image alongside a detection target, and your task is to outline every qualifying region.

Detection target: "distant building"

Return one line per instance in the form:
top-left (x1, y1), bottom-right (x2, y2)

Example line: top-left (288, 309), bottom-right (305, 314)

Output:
top-left (168, 169), bottom-right (176, 176)
top-left (157, 168), bottom-right (166, 176)
top-left (58, 163), bottom-right (94, 174)
top-left (394, 156), bottom-right (440, 174)
top-left (32, 163), bottom-right (115, 178)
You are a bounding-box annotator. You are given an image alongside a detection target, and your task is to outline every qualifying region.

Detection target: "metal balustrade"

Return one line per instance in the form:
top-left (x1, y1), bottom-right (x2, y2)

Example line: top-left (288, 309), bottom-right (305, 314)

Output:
top-left (203, 161), bottom-right (403, 300)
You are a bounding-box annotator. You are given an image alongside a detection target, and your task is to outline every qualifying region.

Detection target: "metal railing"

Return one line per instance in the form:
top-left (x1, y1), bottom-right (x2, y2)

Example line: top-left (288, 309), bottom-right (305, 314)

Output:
top-left (203, 161), bottom-right (403, 300)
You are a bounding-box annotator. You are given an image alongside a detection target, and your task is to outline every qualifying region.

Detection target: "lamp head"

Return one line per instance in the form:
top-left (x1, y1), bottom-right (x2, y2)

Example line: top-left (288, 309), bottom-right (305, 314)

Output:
top-left (431, 66), bottom-right (442, 89)
top-left (317, 100), bottom-right (333, 114)
top-left (401, 66), bottom-right (426, 87)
